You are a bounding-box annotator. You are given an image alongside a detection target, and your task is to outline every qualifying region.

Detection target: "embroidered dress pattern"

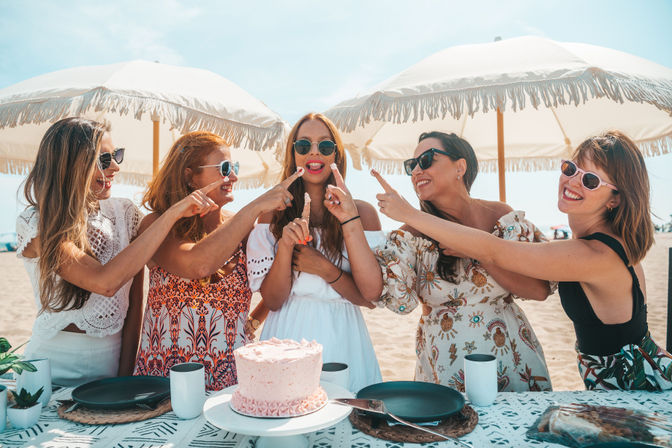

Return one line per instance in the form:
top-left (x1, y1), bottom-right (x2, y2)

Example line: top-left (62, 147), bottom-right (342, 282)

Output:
top-left (376, 211), bottom-right (552, 392)
top-left (134, 247), bottom-right (251, 391)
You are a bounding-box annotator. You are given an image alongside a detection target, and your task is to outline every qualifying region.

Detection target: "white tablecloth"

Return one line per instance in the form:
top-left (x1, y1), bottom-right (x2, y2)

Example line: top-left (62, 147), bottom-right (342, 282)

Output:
top-left (1, 381), bottom-right (671, 447)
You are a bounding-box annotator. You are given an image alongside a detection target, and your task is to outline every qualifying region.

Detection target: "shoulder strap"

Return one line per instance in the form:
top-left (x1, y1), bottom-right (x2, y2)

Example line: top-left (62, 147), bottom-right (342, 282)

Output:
top-left (581, 232), bottom-right (629, 266)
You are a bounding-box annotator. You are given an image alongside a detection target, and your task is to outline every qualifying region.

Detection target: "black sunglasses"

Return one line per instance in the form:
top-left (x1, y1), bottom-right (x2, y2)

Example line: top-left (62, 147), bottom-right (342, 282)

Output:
top-left (293, 139), bottom-right (337, 156)
top-left (98, 148), bottom-right (125, 170)
top-left (198, 160), bottom-right (240, 177)
top-left (560, 160), bottom-right (618, 191)
top-left (403, 148), bottom-right (454, 175)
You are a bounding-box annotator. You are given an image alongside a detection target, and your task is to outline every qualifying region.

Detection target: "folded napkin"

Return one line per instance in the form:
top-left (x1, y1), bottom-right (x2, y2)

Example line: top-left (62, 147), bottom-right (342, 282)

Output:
top-left (526, 404), bottom-right (672, 447)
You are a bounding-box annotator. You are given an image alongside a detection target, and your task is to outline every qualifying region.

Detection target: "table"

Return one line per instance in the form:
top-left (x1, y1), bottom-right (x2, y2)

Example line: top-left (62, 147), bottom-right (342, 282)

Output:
top-left (1, 381), bottom-right (670, 447)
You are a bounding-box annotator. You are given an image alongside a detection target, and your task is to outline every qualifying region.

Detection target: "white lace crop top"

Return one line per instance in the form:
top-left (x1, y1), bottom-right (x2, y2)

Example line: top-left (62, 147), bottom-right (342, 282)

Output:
top-left (16, 198), bottom-right (143, 340)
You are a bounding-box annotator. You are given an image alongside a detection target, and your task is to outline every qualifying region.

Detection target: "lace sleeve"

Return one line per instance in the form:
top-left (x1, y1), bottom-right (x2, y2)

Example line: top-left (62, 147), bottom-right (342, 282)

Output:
top-left (493, 210), bottom-right (558, 294)
top-left (246, 224), bottom-right (276, 292)
top-left (122, 199), bottom-right (144, 240)
top-left (374, 230), bottom-right (427, 315)
top-left (16, 208), bottom-right (39, 259)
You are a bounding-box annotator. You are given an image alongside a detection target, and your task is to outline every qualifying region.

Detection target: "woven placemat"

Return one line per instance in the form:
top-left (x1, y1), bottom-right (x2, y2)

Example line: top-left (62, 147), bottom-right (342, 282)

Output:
top-left (57, 398), bottom-right (172, 425)
top-left (349, 404), bottom-right (478, 443)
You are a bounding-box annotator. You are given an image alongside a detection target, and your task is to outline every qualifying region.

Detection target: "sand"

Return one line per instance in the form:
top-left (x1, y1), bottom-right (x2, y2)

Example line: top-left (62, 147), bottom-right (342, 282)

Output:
top-left (2, 234), bottom-right (670, 391)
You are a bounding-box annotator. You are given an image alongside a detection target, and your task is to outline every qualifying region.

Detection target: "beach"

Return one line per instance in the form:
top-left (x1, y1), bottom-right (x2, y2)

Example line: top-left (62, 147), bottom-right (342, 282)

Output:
top-left (2, 233), bottom-right (670, 391)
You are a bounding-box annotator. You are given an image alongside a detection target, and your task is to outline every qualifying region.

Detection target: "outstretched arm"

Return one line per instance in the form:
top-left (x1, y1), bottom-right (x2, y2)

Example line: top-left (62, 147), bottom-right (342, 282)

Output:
top-left (46, 179), bottom-right (226, 297)
top-left (150, 169), bottom-right (304, 279)
top-left (371, 169), bottom-right (615, 283)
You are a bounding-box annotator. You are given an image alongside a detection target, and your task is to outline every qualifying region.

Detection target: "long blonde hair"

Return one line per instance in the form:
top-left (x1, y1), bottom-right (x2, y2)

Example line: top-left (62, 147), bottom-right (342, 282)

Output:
top-left (23, 117), bottom-right (106, 312)
top-left (143, 131), bottom-right (228, 242)
top-left (270, 113), bottom-right (347, 265)
top-left (573, 131), bottom-right (654, 264)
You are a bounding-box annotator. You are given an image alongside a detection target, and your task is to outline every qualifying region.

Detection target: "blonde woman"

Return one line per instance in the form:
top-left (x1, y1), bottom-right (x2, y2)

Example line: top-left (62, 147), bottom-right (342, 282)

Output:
top-left (16, 117), bottom-right (220, 386)
top-left (133, 131), bottom-right (299, 390)
top-left (373, 131), bottom-right (672, 391)
top-left (247, 113), bottom-right (383, 392)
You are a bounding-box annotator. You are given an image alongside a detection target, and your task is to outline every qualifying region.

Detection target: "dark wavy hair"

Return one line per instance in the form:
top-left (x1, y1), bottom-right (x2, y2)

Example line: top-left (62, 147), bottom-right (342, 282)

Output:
top-left (417, 131), bottom-right (479, 282)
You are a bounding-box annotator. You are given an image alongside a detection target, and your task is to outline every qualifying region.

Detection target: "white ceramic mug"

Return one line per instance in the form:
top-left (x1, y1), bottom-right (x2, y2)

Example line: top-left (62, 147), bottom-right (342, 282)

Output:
top-left (320, 362), bottom-right (349, 391)
top-left (464, 354), bottom-right (497, 407)
top-left (0, 384), bottom-right (7, 432)
top-left (16, 358), bottom-right (52, 407)
top-left (170, 362), bottom-right (205, 419)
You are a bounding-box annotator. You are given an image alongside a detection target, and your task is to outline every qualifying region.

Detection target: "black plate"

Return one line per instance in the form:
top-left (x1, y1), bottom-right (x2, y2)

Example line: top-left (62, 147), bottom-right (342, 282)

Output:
top-left (356, 381), bottom-right (465, 422)
top-left (72, 376), bottom-right (170, 409)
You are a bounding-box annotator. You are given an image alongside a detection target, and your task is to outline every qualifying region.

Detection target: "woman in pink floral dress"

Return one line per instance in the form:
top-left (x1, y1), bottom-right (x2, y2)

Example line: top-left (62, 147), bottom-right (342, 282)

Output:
top-left (375, 132), bottom-right (553, 392)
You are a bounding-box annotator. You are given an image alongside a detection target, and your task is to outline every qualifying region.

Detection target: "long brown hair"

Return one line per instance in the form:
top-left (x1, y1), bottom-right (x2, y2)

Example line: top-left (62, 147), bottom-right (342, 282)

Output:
top-left (23, 117), bottom-right (107, 312)
top-left (417, 131), bottom-right (479, 282)
top-left (270, 113), bottom-right (347, 265)
top-left (143, 131), bottom-right (228, 242)
top-left (573, 131), bottom-right (654, 264)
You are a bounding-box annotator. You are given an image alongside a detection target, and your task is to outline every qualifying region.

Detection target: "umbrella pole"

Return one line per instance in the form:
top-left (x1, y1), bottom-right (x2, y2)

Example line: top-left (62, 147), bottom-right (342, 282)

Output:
top-left (497, 108), bottom-right (506, 202)
top-left (152, 119), bottom-right (160, 176)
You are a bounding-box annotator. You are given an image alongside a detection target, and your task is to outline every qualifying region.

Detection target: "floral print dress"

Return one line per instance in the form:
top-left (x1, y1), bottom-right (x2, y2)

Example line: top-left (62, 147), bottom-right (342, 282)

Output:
top-left (375, 211), bottom-right (552, 392)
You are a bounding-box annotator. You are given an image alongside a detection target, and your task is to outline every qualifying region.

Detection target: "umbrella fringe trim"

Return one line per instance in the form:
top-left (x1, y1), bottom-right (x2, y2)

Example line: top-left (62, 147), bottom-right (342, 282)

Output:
top-left (326, 72), bottom-right (672, 132)
top-left (0, 158), bottom-right (275, 190)
top-left (0, 88), bottom-right (288, 153)
top-left (364, 135), bottom-right (672, 175)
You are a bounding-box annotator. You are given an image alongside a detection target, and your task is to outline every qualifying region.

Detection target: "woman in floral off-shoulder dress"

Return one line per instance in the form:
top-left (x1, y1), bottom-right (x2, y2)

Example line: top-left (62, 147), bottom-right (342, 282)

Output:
top-left (375, 131), bottom-right (554, 392)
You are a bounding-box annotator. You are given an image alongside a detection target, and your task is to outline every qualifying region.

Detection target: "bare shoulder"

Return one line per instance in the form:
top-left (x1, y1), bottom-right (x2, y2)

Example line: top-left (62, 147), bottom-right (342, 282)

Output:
top-left (138, 212), bottom-right (161, 236)
top-left (399, 224), bottom-right (423, 237)
top-left (220, 208), bottom-right (236, 222)
top-left (354, 200), bottom-right (381, 231)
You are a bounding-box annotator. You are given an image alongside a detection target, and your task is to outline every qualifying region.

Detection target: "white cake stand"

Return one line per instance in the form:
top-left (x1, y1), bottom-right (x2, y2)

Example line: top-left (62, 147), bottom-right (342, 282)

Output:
top-left (203, 381), bottom-right (353, 448)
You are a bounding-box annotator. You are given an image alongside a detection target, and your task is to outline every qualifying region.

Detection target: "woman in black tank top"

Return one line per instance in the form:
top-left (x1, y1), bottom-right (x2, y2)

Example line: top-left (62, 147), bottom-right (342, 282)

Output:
top-left (371, 130), bottom-right (671, 391)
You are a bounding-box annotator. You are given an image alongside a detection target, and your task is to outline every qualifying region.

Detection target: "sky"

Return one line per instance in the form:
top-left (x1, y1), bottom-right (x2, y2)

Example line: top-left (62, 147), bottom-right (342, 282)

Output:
top-left (0, 0), bottom-right (671, 233)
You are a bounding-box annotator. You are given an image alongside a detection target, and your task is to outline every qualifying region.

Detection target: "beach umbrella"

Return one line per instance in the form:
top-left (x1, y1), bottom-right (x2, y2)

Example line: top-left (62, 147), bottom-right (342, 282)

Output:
top-left (0, 60), bottom-right (287, 188)
top-left (325, 36), bottom-right (672, 201)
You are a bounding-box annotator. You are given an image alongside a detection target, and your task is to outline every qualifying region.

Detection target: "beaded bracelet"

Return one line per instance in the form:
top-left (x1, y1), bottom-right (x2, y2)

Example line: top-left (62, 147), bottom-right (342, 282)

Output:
top-left (328, 269), bottom-right (343, 284)
top-left (341, 215), bottom-right (360, 226)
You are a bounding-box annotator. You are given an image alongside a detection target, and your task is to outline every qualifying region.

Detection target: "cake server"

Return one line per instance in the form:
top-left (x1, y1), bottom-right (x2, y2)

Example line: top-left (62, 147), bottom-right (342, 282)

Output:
top-left (332, 398), bottom-right (473, 447)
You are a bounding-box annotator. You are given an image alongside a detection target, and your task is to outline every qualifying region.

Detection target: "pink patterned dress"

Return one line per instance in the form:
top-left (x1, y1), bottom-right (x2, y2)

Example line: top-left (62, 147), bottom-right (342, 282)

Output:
top-left (133, 247), bottom-right (251, 390)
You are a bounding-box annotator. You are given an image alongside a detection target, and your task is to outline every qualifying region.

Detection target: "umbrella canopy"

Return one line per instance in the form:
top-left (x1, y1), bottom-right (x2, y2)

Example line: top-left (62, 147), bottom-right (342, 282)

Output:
top-left (0, 60), bottom-right (286, 188)
top-left (325, 36), bottom-right (672, 199)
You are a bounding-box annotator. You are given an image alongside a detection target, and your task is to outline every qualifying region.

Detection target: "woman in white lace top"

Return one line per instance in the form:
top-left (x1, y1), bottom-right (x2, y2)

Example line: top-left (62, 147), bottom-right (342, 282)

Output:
top-left (16, 118), bottom-right (223, 386)
top-left (247, 113), bottom-right (383, 392)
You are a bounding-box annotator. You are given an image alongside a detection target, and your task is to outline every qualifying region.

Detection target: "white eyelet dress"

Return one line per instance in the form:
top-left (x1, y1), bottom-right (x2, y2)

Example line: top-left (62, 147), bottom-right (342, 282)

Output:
top-left (247, 223), bottom-right (383, 393)
top-left (15, 198), bottom-right (143, 386)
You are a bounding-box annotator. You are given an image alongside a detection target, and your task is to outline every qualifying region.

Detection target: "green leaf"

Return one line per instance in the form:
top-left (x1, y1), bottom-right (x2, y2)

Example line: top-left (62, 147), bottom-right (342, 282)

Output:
top-left (0, 337), bottom-right (10, 353)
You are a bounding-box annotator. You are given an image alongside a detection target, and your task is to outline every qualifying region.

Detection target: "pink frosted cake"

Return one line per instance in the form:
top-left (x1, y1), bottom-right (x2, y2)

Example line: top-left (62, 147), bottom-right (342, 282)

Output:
top-left (231, 338), bottom-right (327, 417)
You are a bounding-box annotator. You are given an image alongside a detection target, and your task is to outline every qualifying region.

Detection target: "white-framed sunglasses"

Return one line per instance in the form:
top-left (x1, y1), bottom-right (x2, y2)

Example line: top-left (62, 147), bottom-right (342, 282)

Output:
top-left (199, 160), bottom-right (239, 177)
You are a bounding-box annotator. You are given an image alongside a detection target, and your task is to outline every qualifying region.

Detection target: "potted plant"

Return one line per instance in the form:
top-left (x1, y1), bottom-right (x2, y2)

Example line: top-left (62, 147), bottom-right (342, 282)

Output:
top-left (7, 387), bottom-right (43, 429)
top-left (0, 338), bottom-right (36, 376)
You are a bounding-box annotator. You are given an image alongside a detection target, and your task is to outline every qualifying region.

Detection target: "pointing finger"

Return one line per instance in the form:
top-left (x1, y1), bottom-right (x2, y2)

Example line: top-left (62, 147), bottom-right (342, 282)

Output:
top-left (280, 167), bottom-right (305, 189)
top-left (330, 163), bottom-right (346, 190)
top-left (302, 192), bottom-right (311, 221)
top-left (370, 168), bottom-right (395, 194)
top-left (199, 177), bottom-right (227, 194)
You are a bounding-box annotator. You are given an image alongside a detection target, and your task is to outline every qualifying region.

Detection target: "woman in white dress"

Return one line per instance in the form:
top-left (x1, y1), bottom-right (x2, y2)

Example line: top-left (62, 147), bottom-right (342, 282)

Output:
top-left (16, 117), bottom-right (222, 386)
top-left (247, 113), bottom-right (383, 392)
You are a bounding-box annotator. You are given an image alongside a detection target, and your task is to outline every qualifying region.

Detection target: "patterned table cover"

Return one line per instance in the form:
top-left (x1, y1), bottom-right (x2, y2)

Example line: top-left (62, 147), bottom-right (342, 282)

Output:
top-left (1, 380), bottom-right (670, 448)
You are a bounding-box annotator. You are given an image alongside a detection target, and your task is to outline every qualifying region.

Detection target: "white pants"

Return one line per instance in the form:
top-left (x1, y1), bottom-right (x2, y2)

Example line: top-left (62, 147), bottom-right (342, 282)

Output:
top-left (24, 331), bottom-right (122, 387)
